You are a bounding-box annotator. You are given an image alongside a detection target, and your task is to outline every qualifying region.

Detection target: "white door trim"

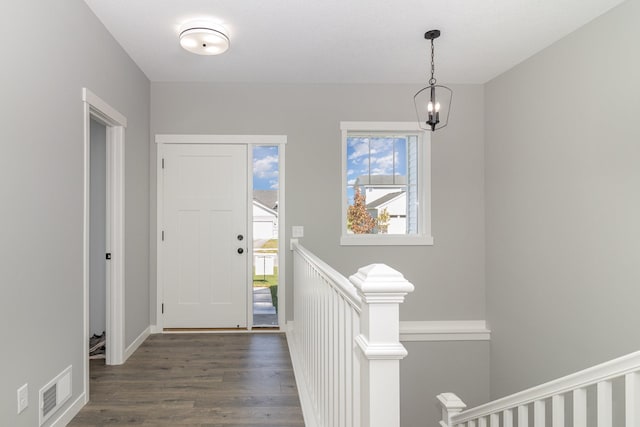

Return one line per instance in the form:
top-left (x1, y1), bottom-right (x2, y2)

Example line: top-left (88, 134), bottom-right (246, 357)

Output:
top-left (155, 134), bottom-right (287, 332)
top-left (82, 88), bottom-right (126, 403)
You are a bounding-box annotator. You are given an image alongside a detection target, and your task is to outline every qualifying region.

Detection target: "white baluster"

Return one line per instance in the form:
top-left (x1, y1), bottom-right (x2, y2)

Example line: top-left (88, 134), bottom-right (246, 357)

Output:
top-left (470, 419), bottom-right (477, 427)
top-left (490, 413), bottom-right (500, 427)
top-left (479, 415), bottom-right (487, 427)
top-left (519, 405), bottom-right (529, 427)
top-left (353, 311), bottom-right (361, 427)
top-left (573, 388), bottom-right (586, 427)
top-left (504, 408), bottom-right (513, 427)
top-left (534, 400), bottom-right (545, 427)
top-left (436, 393), bottom-right (467, 427)
top-left (626, 372), bottom-right (640, 427)
top-left (597, 381), bottom-right (612, 427)
top-left (552, 395), bottom-right (564, 427)
top-left (351, 264), bottom-right (414, 427)
top-left (338, 296), bottom-right (346, 427)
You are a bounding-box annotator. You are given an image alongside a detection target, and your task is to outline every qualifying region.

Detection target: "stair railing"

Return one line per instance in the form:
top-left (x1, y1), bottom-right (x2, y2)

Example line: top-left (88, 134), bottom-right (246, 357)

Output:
top-left (289, 239), bottom-right (414, 427)
top-left (438, 351), bottom-right (640, 427)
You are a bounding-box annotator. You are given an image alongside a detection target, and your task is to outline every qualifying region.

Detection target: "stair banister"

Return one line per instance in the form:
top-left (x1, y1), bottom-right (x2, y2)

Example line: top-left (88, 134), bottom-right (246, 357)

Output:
top-left (437, 350), bottom-right (640, 427)
top-left (289, 240), bottom-right (414, 427)
top-left (351, 264), bottom-right (415, 427)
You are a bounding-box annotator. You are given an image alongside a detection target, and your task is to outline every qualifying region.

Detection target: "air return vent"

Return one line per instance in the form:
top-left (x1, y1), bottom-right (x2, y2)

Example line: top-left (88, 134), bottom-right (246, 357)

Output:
top-left (39, 365), bottom-right (72, 425)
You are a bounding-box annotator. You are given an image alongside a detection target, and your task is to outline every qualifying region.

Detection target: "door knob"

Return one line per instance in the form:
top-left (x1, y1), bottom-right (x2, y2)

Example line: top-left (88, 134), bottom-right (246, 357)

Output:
top-left (237, 248), bottom-right (244, 254)
top-left (237, 234), bottom-right (244, 241)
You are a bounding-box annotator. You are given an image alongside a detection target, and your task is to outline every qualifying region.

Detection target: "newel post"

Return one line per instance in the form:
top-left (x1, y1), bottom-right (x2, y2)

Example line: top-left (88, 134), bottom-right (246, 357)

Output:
top-left (350, 264), bottom-right (415, 427)
top-left (437, 393), bottom-right (467, 427)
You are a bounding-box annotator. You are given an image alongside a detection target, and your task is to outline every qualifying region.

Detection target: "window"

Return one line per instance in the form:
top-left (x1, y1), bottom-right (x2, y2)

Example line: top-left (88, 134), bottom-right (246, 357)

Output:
top-left (341, 122), bottom-right (433, 246)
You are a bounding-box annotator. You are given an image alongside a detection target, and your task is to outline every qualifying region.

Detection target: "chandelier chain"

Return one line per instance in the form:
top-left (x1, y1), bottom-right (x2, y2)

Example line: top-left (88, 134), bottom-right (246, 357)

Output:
top-left (429, 39), bottom-right (436, 86)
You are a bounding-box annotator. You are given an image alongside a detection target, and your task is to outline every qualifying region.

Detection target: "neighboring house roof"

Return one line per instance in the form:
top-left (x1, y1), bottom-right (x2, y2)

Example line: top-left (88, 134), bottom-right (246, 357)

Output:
top-left (355, 175), bottom-right (407, 186)
top-left (253, 190), bottom-right (278, 210)
top-left (253, 199), bottom-right (278, 217)
top-left (366, 191), bottom-right (405, 209)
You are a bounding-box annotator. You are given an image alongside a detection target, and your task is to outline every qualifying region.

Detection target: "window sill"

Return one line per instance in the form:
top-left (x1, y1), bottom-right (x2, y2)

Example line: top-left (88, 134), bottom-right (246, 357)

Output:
top-left (340, 234), bottom-right (434, 246)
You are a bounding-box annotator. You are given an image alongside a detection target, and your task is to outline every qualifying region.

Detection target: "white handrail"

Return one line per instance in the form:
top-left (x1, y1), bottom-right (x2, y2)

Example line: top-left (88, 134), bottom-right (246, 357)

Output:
top-left (288, 239), bottom-right (414, 427)
top-left (438, 350), bottom-right (640, 427)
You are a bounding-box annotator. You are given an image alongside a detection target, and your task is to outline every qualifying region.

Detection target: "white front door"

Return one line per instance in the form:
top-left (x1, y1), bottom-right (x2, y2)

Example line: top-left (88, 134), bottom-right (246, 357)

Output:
top-left (162, 144), bottom-right (247, 328)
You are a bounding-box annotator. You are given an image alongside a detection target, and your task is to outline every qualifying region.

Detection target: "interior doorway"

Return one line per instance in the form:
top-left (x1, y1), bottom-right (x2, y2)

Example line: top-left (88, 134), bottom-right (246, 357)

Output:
top-left (89, 119), bottom-right (107, 362)
top-left (82, 88), bottom-right (127, 402)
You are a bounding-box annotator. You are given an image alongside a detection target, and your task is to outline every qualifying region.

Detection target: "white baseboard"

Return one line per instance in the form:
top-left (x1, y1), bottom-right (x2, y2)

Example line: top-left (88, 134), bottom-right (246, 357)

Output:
top-left (399, 320), bottom-right (490, 342)
top-left (124, 326), bottom-right (150, 361)
top-left (150, 324), bottom-right (162, 334)
top-left (285, 328), bottom-right (319, 427)
top-left (49, 392), bottom-right (86, 427)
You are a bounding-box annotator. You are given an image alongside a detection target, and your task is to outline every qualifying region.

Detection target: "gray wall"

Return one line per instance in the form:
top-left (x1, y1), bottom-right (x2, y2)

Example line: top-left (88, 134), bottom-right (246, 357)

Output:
top-left (150, 83), bottom-right (485, 322)
top-left (485, 0), bottom-right (640, 399)
top-left (401, 341), bottom-right (490, 427)
top-left (150, 82), bottom-right (487, 426)
top-left (90, 119), bottom-right (106, 336)
top-left (0, 1), bottom-right (150, 425)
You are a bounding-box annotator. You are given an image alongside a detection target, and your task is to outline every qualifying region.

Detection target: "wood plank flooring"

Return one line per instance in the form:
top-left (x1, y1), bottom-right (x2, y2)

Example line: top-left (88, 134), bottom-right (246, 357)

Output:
top-left (69, 333), bottom-right (305, 426)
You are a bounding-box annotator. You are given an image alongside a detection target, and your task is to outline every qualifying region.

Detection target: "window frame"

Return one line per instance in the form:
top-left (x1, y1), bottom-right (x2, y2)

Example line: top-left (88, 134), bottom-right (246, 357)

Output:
top-left (340, 121), bottom-right (433, 246)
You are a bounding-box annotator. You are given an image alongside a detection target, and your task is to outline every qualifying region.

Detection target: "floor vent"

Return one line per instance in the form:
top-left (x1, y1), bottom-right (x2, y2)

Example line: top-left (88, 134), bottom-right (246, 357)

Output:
top-left (39, 365), bottom-right (72, 426)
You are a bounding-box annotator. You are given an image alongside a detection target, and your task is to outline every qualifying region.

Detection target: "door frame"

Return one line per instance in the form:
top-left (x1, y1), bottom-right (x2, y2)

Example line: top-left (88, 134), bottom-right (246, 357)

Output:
top-left (82, 89), bottom-right (127, 400)
top-left (155, 135), bottom-right (287, 331)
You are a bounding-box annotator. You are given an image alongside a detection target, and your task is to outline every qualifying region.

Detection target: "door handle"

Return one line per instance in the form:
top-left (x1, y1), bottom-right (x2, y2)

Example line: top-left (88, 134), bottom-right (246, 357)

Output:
top-left (237, 248), bottom-right (244, 254)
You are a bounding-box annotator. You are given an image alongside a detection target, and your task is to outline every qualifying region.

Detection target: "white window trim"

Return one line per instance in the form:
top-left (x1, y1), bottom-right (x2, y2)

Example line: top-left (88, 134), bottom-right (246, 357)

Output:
top-left (340, 121), bottom-right (433, 246)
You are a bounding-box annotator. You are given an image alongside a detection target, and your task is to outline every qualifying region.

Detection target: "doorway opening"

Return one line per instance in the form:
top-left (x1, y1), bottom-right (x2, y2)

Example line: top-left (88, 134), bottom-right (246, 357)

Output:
top-left (252, 146), bottom-right (280, 327)
top-left (82, 88), bottom-right (127, 402)
top-left (89, 118), bottom-right (107, 364)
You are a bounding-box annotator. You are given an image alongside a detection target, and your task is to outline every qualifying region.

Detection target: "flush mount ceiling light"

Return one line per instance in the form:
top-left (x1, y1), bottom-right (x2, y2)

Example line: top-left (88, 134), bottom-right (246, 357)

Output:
top-left (414, 29), bottom-right (453, 132)
top-left (179, 21), bottom-right (230, 56)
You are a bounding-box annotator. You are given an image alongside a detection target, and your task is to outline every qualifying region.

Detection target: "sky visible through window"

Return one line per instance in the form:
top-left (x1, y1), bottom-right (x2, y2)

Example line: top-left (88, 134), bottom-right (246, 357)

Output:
top-left (346, 136), bottom-right (407, 204)
top-left (253, 146), bottom-right (279, 190)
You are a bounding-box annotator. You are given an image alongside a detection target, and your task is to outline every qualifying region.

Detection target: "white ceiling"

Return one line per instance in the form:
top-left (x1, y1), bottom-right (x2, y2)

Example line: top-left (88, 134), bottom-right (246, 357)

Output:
top-left (84, 0), bottom-right (624, 84)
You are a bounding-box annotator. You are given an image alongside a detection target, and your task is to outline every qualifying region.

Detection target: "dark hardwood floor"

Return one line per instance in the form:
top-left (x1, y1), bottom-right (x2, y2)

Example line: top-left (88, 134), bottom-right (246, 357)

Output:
top-left (69, 333), bottom-right (305, 426)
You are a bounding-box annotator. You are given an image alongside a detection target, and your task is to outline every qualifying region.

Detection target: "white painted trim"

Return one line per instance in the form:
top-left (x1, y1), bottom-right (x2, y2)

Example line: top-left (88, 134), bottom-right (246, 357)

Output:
top-left (285, 328), bottom-right (320, 427)
top-left (156, 136), bottom-right (287, 332)
top-left (155, 134), bottom-right (287, 145)
top-left (452, 350), bottom-right (640, 424)
top-left (124, 326), bottom-right (151, 361)
top-left (155, 143), bottom-right (165, 331)
top-left (83, 89), bottom-right (127, 128)
top-left (162, 329), bottom-right (284, 334)
top-left (82, 89), bottom-right (127, 411)
top-left (246, 145), bottom-right (254, 329)
top-left (340, 121), bottom-right (433, 246)
top-left (277, 143), bottom-right (286, 328)
top-left (340, 234), bottom-right (434, 246)
top-left (399, 320), bottom-right (491, 342)
top-left (340, 121), bottom-right (423, 132)
top-left (49, 392), bottom-right (86, 427)
top-left (150, 324), bottom-right (162, 334)
top-left (355, 335), bottom-right (408, 360)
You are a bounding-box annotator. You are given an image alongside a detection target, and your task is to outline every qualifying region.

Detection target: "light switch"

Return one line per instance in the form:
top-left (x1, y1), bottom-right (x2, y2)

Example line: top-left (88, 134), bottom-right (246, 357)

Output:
top-left (292, 226), bottom-right (304, 238)
top-left (17, 383), bottom-right (28, 414)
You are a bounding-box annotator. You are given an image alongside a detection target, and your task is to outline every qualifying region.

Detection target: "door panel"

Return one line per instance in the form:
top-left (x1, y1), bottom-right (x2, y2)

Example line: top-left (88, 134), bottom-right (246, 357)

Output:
top-left (163, 144), bottom-right (247, 328)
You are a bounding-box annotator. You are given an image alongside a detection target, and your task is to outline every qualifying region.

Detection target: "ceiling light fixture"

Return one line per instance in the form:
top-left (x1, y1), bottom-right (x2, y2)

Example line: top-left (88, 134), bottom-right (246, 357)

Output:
top-left (414, 30), bottom-right (452, 131)
top-left (179, 21), bottom-right (230, 56)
